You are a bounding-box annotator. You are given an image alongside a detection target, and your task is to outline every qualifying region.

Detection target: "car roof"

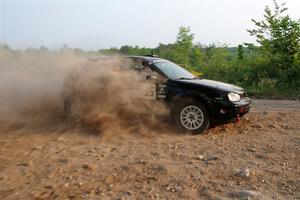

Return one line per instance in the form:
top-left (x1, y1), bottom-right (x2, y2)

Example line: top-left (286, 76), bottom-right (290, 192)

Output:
top-left (87, 55), bottom-right (166, 64)
top-left (128, 55), bottom-right (165, 63)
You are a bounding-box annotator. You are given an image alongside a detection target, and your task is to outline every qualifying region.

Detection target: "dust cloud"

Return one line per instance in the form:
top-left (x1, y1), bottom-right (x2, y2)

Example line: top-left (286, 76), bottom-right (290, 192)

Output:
top-left (0, 46), bottom-right (168, 133)
top-left (0, 47), bottom-right (82, 127)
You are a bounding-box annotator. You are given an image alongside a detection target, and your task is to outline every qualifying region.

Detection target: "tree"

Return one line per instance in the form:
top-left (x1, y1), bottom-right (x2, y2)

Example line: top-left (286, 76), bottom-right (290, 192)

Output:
top-left (190, 46), bottom-right (203, 68)
top-left (237, 44), bottom-right (244, 60)
top-left (173, 26), bottom-right (194, 68)
top-left (248, 0), bottom-right (300, 80)
top-left (119, 45), bottom-right (131, 54)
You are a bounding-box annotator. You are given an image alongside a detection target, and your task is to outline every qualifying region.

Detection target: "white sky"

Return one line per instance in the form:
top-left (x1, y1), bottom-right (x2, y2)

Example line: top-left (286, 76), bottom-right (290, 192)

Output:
top-left (1, 0), bottom-right (300, 50)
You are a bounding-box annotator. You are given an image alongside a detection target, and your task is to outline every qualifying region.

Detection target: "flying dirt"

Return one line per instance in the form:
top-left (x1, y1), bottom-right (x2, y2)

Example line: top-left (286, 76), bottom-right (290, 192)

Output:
top-left (0, 48), bottom-right (84, 128)
top-left (0, 48), bottom-right (167, 133)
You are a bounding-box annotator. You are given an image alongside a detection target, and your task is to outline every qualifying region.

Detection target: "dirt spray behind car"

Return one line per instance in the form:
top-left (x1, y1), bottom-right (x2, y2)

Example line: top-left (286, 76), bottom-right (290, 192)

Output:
top-left (0, 48), bottom-right (83, 129)
top-left (0, 47), bottom-right (168, 134)
top-left (62, 56), bottom-right (169, 133)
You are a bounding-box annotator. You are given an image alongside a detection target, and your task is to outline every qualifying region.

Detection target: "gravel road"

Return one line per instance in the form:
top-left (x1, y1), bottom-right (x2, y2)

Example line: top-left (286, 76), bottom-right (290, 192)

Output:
top-left (0, 100), bottom-right (299, 200)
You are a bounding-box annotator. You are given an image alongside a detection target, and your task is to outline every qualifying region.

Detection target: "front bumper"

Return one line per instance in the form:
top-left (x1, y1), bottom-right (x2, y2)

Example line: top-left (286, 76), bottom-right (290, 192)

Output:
top-left (233, 97), bottom-right (251, 115)
top-left (212, 97), bottom-right (251, 122)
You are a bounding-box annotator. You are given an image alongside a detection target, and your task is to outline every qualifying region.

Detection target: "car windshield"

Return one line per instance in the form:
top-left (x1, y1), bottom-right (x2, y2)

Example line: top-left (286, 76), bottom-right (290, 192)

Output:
top-left (153, 60), bottom-right (196, 80)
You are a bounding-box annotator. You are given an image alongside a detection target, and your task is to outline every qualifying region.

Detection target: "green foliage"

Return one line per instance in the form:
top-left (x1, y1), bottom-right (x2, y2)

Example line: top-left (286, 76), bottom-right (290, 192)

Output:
top-left (117, 45), bottom-right (153, 55)
top-left (237, 44), bottom-right (244, 60)
top-left (98, 47), bottom-right (119, 55)
top-left (200, 0), bottom-right (300, 99)
top-left (190, 46), bottom-right (204, 69)
top-left (247, 0), bottom-right (300, 82)
top-left (173, 26), bottom-right (194, 68)
top-left (154, 43), bottom-right (177, 61)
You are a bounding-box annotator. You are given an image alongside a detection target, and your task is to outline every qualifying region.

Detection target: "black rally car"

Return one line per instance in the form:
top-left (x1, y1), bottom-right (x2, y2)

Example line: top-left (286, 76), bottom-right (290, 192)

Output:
top-left (64, 55), bottom-right (251, 134)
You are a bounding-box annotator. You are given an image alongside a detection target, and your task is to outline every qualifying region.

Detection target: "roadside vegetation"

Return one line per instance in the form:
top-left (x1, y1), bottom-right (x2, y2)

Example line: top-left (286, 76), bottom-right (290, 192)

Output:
top-left (1, 0), bottom-right (299, 99)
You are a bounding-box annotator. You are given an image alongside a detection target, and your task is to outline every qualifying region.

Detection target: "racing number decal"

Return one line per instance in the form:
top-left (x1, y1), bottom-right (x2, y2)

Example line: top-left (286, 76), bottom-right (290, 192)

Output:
top-left (144, 84), bottom-right (156, 100)
top-left (157, 84), bottom-right (166, 99)
top-left (143, 84), bottom-right (166, 100)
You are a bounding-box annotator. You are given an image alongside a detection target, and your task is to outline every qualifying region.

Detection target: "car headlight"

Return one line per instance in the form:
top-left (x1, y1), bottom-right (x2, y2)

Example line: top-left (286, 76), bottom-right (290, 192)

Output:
top-left (228, 92), bottom-right (240, 102)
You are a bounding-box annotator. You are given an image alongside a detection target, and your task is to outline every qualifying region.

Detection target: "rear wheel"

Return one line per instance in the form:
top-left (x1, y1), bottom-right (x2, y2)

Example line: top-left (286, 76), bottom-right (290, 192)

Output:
top-left (173, 101), bottom-right (210, 134)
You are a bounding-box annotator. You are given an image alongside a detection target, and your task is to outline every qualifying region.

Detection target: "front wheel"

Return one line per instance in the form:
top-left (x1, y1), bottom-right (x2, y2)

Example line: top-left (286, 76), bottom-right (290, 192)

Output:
top-left (173, 101), bottom-right (210, 134)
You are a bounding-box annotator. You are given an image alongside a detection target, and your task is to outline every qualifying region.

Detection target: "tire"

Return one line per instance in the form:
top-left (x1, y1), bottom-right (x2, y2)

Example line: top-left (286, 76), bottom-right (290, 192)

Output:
top-left (172, 100), bottom-right (210, 134)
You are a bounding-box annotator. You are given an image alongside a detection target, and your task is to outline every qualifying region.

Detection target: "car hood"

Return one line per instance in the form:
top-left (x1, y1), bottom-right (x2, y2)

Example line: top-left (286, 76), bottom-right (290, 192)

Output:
top-left (175, 79), bottom-right (244, 93)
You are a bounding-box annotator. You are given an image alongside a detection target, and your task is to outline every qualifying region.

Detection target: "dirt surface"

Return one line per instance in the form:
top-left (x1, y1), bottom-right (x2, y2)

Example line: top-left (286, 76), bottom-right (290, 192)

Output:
top-left (0, 100), bottom-right (299, 200)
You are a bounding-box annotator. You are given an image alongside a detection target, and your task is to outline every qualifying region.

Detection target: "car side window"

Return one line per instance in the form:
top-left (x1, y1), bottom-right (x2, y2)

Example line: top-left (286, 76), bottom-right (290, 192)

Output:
top-left (139, 64), bottom-right (154, 80)
top-left (131, 60), bottom-right (144, 70)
